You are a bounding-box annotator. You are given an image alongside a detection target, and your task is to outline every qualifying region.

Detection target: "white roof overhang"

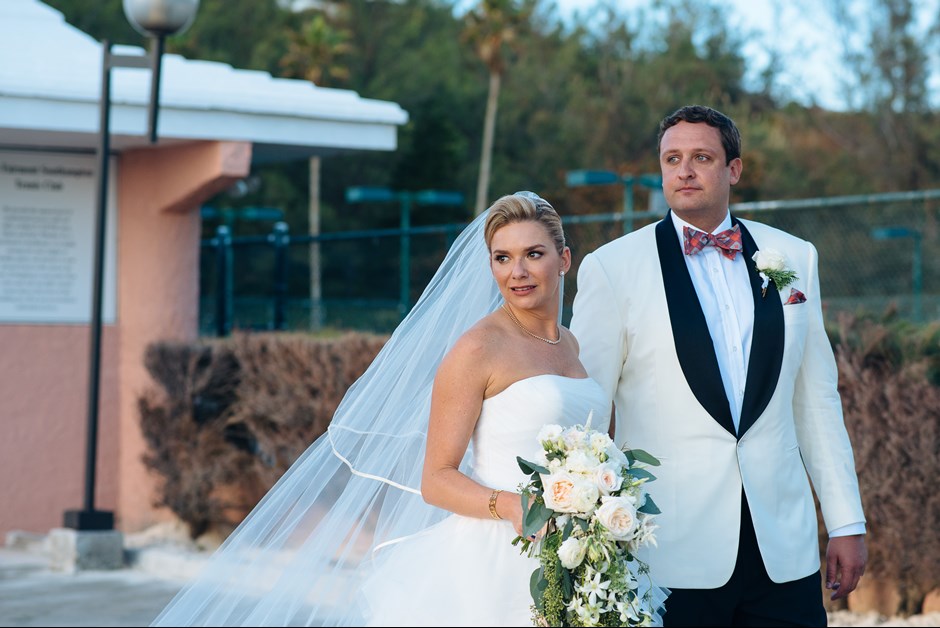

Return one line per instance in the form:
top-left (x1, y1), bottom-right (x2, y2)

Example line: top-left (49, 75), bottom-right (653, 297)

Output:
top-left (0, 1), bottom-right (409, 162)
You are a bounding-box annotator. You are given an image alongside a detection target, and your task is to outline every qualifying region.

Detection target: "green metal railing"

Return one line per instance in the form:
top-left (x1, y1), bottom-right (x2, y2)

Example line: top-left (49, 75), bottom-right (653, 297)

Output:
top-left (199, 189), bottom-right (939, 335)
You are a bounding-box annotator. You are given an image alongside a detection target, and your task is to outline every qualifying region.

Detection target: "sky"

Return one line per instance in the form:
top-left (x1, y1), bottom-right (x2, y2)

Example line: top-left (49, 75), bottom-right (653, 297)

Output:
top-left (460, 0), bottom-right (940, 111)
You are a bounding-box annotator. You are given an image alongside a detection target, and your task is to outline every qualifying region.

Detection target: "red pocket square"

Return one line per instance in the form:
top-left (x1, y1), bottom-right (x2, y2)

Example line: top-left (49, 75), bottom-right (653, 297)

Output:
top-left (785, 288), bottom-right (806, 305)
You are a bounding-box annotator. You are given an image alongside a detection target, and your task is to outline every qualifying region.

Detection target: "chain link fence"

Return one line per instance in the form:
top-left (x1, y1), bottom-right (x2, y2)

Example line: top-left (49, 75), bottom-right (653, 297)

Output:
top-left (199, 190), bottom-right (940, 335)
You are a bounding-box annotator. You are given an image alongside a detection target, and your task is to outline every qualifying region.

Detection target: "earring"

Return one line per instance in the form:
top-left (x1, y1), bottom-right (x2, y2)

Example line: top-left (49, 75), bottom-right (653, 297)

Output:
top-left (560, 271), bottom-right (565, 276)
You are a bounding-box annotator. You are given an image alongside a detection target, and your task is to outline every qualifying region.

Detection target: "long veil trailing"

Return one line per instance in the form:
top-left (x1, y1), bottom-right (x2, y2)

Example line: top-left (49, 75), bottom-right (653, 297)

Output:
top-left (153, 210), bottom-right (502, 627)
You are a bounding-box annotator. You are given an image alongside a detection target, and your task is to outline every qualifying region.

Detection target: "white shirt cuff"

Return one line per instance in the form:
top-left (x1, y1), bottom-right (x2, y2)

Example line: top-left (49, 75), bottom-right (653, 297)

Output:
top-left (829, 522), bottom-right (866, 537)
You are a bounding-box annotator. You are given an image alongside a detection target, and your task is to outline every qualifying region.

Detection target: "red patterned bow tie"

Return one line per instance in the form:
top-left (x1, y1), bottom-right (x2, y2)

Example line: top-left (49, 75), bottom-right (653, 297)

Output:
top-left (683, 224), bottom-right (743, 261)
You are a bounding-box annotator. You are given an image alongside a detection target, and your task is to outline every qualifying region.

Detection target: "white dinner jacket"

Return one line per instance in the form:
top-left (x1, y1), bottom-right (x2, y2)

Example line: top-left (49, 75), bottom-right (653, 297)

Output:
top-left (570, 214), bottom-right (865, 588)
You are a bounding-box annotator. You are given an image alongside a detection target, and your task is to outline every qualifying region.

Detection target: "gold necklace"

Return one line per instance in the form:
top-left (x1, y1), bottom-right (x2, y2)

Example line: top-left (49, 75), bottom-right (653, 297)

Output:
top-left (501, 304), bottom-right (560, 345)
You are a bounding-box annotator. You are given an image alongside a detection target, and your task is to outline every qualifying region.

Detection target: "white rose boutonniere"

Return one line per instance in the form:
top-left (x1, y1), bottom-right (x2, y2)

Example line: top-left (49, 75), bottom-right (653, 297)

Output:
top-left (752, 249), bottom-right (798, 297)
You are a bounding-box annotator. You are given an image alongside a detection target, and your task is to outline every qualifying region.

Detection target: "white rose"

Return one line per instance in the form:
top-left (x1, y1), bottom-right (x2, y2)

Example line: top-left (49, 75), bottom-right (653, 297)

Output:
top-left (595, 495), bottom-right (638, 541)
top-left (542, 472), bottom-right (580, 512)
top-left (570, 480), bottom-right (601, 514)
top-left (548, 457), bottom-right (564, 472)
top-left (595, 463), bottom-right (624, 495)
top-left (557, 536), bottom-right (587, 569)
top-left (565, 449), bottom-right (599, 473)
top-left (537, 424), bottom-right (563, 445)
top-left (752, 249), bottom-right (787, 272)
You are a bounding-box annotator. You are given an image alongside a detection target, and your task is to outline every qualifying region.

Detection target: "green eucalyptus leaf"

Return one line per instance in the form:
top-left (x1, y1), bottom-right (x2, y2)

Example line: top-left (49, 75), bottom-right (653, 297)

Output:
top-left (627, 448), bottom-right (661, 466)
top-left (561, 567), bottom-right (574, 600)
top-left (517, 456), bottom-right (549, 475)
top-left (530, 568), bottom-right (546, 605)
top-left (562, 518), bottom-right (574, 541)
top-left (627, 467), bottom-right (657, 482)
top-left (523, 500), bottom-right (553, 537)
top-left (638, 494), bottom-right (661, 515)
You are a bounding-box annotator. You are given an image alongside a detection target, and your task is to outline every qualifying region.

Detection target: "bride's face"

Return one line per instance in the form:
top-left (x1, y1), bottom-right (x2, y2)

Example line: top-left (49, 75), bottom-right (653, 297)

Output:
top-left (489, 220), bottom-right (570, 311)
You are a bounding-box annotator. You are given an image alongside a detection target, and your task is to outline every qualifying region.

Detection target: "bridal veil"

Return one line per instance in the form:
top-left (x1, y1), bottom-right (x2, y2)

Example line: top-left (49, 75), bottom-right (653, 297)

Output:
top-left (153, 209), bottom-right (504, 626)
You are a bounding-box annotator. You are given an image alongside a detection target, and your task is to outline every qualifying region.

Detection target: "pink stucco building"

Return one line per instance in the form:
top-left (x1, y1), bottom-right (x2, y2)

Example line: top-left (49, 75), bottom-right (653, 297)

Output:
top-left (0, 0), bottom-right (407, 538)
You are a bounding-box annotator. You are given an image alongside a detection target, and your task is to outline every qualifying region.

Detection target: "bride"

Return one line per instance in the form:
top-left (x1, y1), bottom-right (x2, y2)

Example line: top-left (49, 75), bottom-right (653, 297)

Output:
top-left (153, 192), bottom-right (656, 626)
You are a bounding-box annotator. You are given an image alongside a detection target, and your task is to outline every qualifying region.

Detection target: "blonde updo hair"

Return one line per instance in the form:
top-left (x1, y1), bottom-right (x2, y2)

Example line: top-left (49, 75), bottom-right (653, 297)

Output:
top-left (483, 192), bottom-right (565, 255)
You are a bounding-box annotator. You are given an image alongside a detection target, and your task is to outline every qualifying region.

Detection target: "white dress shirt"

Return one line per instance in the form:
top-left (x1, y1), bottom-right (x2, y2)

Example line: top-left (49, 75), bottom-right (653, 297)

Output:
top-left (670, 211), bottom-right (864, 537)
top-left (671, 211), bottom-right (752, 432)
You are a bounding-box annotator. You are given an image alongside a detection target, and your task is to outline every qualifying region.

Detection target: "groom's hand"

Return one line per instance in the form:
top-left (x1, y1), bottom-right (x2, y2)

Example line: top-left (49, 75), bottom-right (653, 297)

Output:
top-left (826, 534), bottom-right (867, 600)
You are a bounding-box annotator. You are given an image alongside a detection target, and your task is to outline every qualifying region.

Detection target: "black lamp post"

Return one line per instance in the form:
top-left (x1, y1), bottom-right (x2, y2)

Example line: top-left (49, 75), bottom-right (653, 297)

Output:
top-left (64, 0), bottom-right (200, 532)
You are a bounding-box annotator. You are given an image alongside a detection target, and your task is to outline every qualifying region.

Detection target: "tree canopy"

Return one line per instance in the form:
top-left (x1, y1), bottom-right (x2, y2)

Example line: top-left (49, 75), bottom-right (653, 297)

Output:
top-left (47, 0), bottom-right (939, 232)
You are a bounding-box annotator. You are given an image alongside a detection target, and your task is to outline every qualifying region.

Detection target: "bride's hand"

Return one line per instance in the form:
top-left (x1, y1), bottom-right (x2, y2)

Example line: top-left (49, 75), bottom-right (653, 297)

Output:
top-left (501, 492), bottom-right (545, 540)
top-left (496, 491), bottom-right (528, 537)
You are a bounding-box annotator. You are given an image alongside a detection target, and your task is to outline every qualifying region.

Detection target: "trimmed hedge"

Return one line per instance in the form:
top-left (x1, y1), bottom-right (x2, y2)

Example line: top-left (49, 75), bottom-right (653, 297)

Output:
top-left (139, 332), bottom-right (386, 538)
top-left (821, 314), bottom-right (940, 613)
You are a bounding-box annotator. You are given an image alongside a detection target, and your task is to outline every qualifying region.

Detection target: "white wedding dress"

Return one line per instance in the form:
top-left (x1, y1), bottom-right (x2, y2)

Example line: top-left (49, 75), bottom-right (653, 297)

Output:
top-left (361, 374), bottom-right (610, 627)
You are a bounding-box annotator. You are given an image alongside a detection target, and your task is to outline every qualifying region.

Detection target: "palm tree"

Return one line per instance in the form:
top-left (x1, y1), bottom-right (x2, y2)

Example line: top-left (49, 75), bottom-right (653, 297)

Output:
top-left (463, 0), bottom-right (532, 215)
top-left (279, 9), bottom-right (353, 86)
top-left (279, 6), bottom-right (353, 329)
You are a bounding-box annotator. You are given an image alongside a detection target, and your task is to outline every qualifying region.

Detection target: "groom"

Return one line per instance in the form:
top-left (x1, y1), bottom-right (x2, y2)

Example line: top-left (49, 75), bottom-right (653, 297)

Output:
top-left (570, 105), bottom-right (867, 626)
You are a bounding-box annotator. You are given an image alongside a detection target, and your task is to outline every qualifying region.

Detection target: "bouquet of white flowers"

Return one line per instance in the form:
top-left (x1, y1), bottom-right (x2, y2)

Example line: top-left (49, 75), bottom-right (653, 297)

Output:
top-left (513, 414), bottom-right (662, 627)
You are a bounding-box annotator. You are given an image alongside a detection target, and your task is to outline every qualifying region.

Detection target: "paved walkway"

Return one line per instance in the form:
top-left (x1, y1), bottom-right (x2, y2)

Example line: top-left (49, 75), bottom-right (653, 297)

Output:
top-left (0, 547), bottom-right (187, 627)
top-left (2, 544), bottom-right (937, 627)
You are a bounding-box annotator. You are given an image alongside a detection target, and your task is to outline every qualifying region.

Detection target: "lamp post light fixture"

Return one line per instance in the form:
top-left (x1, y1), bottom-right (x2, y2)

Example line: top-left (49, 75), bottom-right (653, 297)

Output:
top-left (565, 170), bottom-right (664, 234)
top-left (65, 0), bottom-right (200, 532)
top-left (123, 0), bottom-right (201, 143)
top-left (871, 226), bottom-right (924, 322)
top-left (345, 187), bottom-right (465, 318)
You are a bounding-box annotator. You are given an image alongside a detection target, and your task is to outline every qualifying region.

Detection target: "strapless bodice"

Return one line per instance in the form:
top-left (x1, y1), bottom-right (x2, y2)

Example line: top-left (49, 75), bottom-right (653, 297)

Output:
top-left (470, 374), bottom-right (610, 490)
top-left (361, 375), bottom-right (618, 627)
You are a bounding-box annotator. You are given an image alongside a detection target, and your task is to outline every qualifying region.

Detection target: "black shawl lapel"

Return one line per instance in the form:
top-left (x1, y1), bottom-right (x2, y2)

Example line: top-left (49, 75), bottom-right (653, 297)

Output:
top-left (735, 218), bottom-right (785, 437)
top-left (655, 214), bottom-right (735, 437)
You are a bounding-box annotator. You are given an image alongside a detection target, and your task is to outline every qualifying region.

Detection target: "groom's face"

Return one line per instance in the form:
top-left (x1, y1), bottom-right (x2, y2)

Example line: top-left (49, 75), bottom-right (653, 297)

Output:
top-left (659, 121), bottom-right (743, 228)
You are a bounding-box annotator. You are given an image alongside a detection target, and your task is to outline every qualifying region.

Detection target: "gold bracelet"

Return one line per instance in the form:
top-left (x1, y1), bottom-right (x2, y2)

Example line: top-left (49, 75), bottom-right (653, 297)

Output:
top-left (488, 489), bottom-right (503, 520)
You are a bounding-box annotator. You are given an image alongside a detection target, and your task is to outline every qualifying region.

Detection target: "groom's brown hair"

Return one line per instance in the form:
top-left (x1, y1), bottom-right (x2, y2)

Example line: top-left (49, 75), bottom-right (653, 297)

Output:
top-left (657, 105), bottom-right (742, 164)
